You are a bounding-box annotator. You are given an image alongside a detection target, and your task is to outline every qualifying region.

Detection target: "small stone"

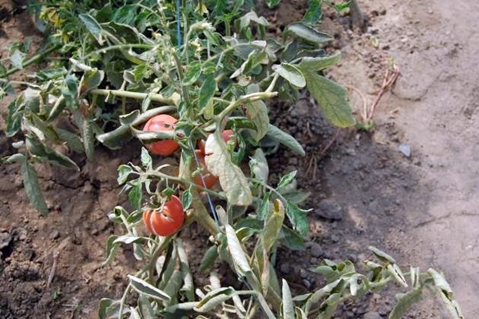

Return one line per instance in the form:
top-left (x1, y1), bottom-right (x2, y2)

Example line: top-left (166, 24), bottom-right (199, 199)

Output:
top-left (0, 232), bottom-right (12, 250)
top-left (49, 230), bottom-right (60, 240)
top-left (310, 243), bottom-right (324, 258)
top-left (331, 234), bottom-right (340, 243)
top-left (363, 311), bottom-right (382, 319)
top-left (280, 263), bottom-right (290, 274)
top-left (315, 199), bottom-right (344, 221)
top-left (299, 268), bottom-right (308, 278)
top-left (302, 279), bottom-right (311, 289)
top-left (399, 144), bottom-right (411, 157)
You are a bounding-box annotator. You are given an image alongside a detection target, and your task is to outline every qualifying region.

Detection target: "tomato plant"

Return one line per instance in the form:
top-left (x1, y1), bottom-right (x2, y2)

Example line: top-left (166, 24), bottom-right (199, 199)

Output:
top-left (142, 195), bottom-right (184, 236)
top-left (0, 0), bottom-right (463, 318)
top-left (143, 114), bottom-right (179, 156)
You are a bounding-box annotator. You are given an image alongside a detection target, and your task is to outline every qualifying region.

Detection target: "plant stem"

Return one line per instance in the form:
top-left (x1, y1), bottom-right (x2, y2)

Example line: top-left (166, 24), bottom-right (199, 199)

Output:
top-left (90, 88), bottom-right (177, 105)
top-left (1, 43), bottom-right (62, 77)
top-left (216, 91), bottom-right (278, 124)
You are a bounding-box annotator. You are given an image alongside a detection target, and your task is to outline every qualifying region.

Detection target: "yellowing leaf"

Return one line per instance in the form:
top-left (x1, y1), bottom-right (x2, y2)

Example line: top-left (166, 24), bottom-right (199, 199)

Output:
top-left (205, 133), bottom-right (252, 206)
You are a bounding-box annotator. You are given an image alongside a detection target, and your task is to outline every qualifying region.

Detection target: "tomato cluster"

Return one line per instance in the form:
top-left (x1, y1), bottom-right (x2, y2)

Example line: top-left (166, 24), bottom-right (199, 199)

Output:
top-left (141, 114), bottom-right (237, 236)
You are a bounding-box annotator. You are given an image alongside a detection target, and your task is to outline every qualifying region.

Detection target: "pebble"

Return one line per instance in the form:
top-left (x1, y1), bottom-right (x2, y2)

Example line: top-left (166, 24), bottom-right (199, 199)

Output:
top-left (314, 199), bottom-right (344, 221)
top-left (363, 311), bottom-right (382, 319)
top-left (399, 144), bottom-right (411, 157)
top-left (280, 263), bottom-right (290, 274)
top-left (310, 243), bottom-right (324, 258)
top-left (49, 230), bottom-right (60, 240)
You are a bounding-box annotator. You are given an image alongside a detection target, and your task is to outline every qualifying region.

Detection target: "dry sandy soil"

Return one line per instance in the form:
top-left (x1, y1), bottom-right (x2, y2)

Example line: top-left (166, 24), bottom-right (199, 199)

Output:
top-left (0, 0), bottom-right (478, 318)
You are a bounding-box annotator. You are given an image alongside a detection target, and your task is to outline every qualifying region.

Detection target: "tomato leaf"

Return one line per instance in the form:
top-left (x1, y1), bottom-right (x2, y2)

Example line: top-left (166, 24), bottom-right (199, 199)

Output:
top-left (205, 133), bottom-right (252, 206)
top-left (195, 287), bottom-right (238, 312)
top-left (79, 13), bottom-right (104, 45)
top-left (128, 182), bottom-right (142, 209)
top-left (297, 51), bottom-right (341, 72)
top-left (389, 288), bottom-right (423, 319)
top-left (284, 200), bottom-right (309, 238)
top-left (79, 68), bottom-right (104, 96)
top-left (245, 84), bottom-right (270, 142)
top-left (128, 275), bottom-right (171, 301)
top-left (183, 61), bottom-right (202, 86)
top-left (302, 0), bottom-right (322, 24)
top-left (21, 159), bottom-right (49, 215)
top-left (103, 235), bottom-right (120, 265)
top-left (301, 71), bottom-right (355, 128)
top-left (198, 75), bottom-right (217, 111)
top-left (81, 118), bottom-right (95, 161)
top-left (427, 269), bottom-right (464, 319)
top-left (282, 279), bottom-right (295, 319)
top-left (275, 63), bottom-right (306, 88)
top-left (225, 225), bottom-right (252, 276)
top-left (98, 298), bottom-right (122, 319)
top-left (277, 171), bottom-right (297, 189)
top-left (280, 226), bottom-right (306, 251)
top-left (140, 147), bottom-right (152, 170)
top-left (249, 148), bottom-right (269, 183)
top-left (199, 246), bottom-right (219, 272)
top-left (56, 128), bottom-right (84, 153)
top-left (267, 124), bottom-right (305, 156)
top-left (6, 100), bottom-right (22, 137)
top-left (285, 23), bottom-right (332, 45)
top-left (262, 199), bottom-right (285, 254)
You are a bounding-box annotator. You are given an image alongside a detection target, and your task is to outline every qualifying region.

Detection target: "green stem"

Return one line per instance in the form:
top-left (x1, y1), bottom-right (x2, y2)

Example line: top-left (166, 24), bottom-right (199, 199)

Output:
top-left (216, 91), bottom-right (278, 124)
top-left (89, 88), bottom-right (176, 105)
top-left (1, 43), bottom-right (62, 77)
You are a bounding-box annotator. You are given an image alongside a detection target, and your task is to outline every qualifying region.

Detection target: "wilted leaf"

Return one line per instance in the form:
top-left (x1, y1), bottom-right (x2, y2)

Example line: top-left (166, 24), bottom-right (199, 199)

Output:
top-left (225, 225), bottom-right (252, 276)
top-left (79, 13), bottom-right (104, 44)
top-left (21, 160), bottom-right (48, 215)
top-left (389, 288), bottom-right (423, 319)
top-left (281, 226), bottom-right (305, 251)
top-left (128, 275), bottom-right (171, 301)
top-left (195, 287), bottom-right (238, 312)
top-left (369, 246), bottom-right (397, 264)
top-left (79, 68), bottom-right (104, 96)
top-left (428, 269), bottom-right (464, 319)
top-left (98, 298), bottom-right (121, 319)
top-left (205, 133), bottom-right (252, 206)
top-left (267, 124), bottom-right (305, 156)
top-left (250, 148), bottom-right (269, 183)
top-left (282, 279), bottom-right (295, 319)
top-left (262, 199), bottom-right (285, 254)
top-left (285, 23), bottom-right (333, 44)
top-left (10, 49), bottom-right (26, 69)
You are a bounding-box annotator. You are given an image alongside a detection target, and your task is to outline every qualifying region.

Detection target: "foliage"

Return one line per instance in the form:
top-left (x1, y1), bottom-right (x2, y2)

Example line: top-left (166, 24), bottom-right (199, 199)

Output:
top-left (0, 0), bottom-right (463, 318)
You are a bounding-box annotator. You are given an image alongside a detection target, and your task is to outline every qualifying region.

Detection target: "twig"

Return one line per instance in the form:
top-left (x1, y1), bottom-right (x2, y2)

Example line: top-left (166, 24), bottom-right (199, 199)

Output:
top-left (47, 251), bottom-right (59, 288)
top-left (319, 128), bottom-right (342, 159)
top-left (367, 63), bottom-right (401, 120)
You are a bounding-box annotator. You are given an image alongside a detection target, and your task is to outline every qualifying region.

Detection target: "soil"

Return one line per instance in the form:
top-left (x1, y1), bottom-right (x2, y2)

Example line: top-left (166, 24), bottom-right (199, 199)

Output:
top-left (1, 0), bottom-right (478, 318)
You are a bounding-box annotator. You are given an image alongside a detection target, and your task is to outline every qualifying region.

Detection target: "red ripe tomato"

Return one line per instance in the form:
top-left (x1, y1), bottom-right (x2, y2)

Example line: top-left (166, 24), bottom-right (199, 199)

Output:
top-left (197, 129), bottom-right (236, 156)
top-left (193, 150), bottom-right (218, 189)
top-left (143, 195), bottom-right (184, 236)
top-left (143, 114), bottom-right (179, 156)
